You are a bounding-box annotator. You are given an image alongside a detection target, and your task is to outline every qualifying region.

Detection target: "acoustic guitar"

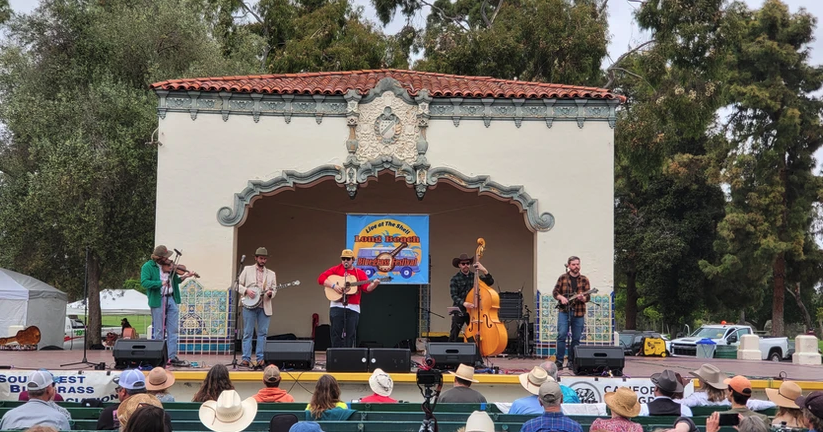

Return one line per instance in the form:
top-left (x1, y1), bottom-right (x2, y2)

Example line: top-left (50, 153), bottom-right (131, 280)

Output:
top-left (0, 326), bottom-right (41, 346)
top-left (324, 275), bottom-right (392, 302)
top-left (556, 288), bottom-right (598, 312)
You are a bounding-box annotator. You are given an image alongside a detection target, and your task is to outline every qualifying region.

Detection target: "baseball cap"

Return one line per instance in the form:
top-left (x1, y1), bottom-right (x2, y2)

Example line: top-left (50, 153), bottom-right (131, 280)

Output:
top-left (263, 365), bottom-right (281, 383)
top-left (796, 391), bottom-right (823, 419)
top-left (114, 369), bottom-right (147, 390)
top-left (27, 370), bottom-right (55, 391)
top-left (725, 375), bottom-right (752, 395)
top-left (340, 249), bottom-right (354, 258)
top-left (539, 380), bottom-right (563, 405)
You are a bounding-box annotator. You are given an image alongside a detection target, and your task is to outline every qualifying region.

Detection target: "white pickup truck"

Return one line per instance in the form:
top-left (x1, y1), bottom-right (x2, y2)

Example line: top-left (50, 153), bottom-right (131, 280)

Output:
top-left (670, 324), bottom-right (790, 361)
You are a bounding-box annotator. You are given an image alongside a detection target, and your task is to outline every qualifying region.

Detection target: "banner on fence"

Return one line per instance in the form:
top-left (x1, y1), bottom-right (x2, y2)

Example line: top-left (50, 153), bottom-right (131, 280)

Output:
top-left (0, 371), bottom-right (121, 402)
top-left (346, 214), bottom-right (429, 284)
top-left (561, 376), bottom-right (694, 404)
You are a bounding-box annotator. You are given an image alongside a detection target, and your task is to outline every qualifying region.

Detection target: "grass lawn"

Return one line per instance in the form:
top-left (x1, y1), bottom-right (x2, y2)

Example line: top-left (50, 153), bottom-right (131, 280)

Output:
top-left (77, 314), bottom-right (151, 336)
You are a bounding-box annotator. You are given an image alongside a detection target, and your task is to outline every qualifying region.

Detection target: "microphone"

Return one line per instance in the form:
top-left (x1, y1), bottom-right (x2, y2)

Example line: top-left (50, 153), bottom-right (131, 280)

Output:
top-left (174, 248), bottom-right (182, 256)
top-left (240, 254), bottom-right (246, 263)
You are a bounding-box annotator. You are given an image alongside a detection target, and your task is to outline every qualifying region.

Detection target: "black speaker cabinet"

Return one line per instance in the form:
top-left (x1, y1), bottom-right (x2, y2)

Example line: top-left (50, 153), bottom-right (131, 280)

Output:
top-left (426, 342), bottom-right (478, 370)
top-left (326, 348), bottom-right (369, 372)
top-left (113, 339), bottom-right (167, 370)
top-left (573, 345), bottom-right (625, 376)
top-left (368, 348), bottom-right (411, 373)
top-left (498, 292), bottom-right (524, 320)
top-left (264, 340), bottom-right (315, 370)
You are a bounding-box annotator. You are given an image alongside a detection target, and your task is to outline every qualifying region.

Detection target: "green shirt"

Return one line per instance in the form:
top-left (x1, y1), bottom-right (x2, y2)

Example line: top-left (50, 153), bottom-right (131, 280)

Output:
top-left (141, 259), bottom-right (182, 308)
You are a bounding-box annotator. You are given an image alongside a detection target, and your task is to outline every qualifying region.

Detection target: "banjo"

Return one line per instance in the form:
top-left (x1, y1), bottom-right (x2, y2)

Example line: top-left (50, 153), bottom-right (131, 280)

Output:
top-left (241, 280), bottom-right (301, 309)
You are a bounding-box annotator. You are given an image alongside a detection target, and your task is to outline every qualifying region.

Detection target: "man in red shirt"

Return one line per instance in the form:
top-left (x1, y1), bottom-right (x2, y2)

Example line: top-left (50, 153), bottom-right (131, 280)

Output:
top-left (360, 368), bottom-right (397, 403)
top-left (318, 249), bottom-right (381, 348)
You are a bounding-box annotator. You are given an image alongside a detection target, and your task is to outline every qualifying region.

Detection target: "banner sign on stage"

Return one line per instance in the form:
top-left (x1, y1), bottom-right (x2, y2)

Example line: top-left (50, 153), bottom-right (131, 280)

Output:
top-left (0, 371), bottom-right (121, 402)
top-left (346, 214), bottom-right (429, 284)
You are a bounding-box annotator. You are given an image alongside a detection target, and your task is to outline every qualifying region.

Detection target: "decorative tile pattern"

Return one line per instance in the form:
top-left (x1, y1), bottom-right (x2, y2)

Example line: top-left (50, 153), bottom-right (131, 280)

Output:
top-left (178, 279), bottom-right (234, 354)
top-left (534, 291), bottom-right (615, 357)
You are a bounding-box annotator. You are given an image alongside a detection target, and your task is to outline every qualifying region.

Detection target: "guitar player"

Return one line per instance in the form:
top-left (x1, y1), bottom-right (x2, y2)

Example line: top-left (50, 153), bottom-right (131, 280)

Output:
top-left (318, 249), bottom-right (381, 348)
top-left (238, 246), bottom-right (277, 368)
top-left (552, 256), bottom-right (591, 370)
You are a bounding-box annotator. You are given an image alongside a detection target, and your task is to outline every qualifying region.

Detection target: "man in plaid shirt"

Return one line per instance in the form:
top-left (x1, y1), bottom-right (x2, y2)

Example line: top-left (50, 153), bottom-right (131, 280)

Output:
top-left (449, 253), bottom-right (494, 342)
top-left (521, 380), bottom-right (583, 432)
top-left (551, 256), bottom-right (591, 370)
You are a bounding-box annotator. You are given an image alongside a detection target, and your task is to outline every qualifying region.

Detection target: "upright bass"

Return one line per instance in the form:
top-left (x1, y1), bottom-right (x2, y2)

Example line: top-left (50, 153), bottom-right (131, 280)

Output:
top-left (463, 238), bottom-right (508, 357)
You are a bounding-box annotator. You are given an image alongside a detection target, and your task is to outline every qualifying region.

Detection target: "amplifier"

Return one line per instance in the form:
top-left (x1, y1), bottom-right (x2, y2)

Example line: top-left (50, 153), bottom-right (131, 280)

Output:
top-left (368, 348), bottom-right (411, 373)
top-left (499, 292), bottom-right (523, 320)
top-left (326, 348), bottom-right (369, 372)
top-left (426, 342), bottom-right (478, 370)
top-left (572, 345), bottom-right (625, 376)
top-left (263, 340), bottom-right (315, 370)
top-left (113, 339), bottom-right (167, 370)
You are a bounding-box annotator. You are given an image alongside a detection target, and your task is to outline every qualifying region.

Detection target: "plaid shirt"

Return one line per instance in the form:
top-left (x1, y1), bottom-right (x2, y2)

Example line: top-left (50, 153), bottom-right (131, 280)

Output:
top-left (450, 271), bottom-right (495, 313)
top-left (521, 411), bottom-right (583, 432)
top-left (552, 273), bottom-right (591, 317)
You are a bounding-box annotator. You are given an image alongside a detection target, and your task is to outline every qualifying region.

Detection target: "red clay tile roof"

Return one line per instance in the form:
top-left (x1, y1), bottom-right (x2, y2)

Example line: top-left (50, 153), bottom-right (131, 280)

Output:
top-left (150, 69), bottom-right (625, 102)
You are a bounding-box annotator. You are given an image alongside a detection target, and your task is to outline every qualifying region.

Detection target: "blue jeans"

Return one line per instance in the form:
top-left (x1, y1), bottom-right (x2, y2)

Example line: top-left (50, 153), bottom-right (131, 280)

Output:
top-left (556, 311), bottom-right (584, 364)
top-left (242, 307), bottom-right (270, 362)
top-left (151, 297), bottom-right (179, 361)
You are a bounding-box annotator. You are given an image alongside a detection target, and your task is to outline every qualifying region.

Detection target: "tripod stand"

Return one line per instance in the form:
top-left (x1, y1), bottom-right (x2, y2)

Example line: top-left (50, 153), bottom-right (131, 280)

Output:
top-left (62, 247), bottom-right (97, 368)
top-left (417, 374), bottom-right (442, 432)
top-left (226, 255), bottom-right (246, 369)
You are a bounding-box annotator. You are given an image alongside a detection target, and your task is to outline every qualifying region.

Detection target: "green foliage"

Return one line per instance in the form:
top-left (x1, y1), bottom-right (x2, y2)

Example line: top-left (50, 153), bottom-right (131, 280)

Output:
top-left (0, 0), bottom-right (9, 24)
top-left (124, 279), bottom-right (146, 295)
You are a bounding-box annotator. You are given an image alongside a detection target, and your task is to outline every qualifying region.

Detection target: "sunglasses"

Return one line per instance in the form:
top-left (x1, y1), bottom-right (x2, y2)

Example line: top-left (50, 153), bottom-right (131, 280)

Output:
top-left (341, 257), bottom-right (352, 261)
top-left (459, 262), bottom-right (472, 266)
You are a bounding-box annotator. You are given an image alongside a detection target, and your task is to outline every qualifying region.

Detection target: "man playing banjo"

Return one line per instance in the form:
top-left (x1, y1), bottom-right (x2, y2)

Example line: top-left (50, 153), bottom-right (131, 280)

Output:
top-left (238, 247), bottom-right (277, 368)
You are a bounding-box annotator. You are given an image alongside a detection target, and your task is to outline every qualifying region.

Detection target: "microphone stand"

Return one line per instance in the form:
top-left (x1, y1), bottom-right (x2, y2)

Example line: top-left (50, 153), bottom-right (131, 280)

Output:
top-left (62, 247), bottom-right (96, 368)
top-left (227, 256), bottom-right (246, 369)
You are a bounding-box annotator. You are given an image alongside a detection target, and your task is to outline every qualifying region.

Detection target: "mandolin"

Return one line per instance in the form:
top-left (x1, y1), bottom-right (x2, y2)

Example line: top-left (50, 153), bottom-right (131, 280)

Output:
top-left (556, 288), bottom-right (599, 312)
top-left (324, 275), bottom-right (392, 302)
top-left (0, 326), bottom-right (41, 346)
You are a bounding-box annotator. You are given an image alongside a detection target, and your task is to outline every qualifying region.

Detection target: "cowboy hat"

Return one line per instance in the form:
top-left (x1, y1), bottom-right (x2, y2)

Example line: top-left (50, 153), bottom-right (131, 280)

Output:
top-left (465, 411), bottom-right (495, 432)
top-left (604, 387), bottom-right (641, 418)
top-left (651, 369), bottom-right (683, 393)
top-left (689, 364), bottom-right (727, 390)
top-left (118, 393), bottom-right (163, 430)
top-left (452, 254), bottom-right (475, 268)
top-left (449, 364), bottom-right (479, 383)
top-left (145, 367), bottom-right (175, 392)
top-left (518, 366), bottom-right (552, 395)
top-left (369, 368), bottom-right (394, 397)
top-left (765, 381), bottom-right (802, 409)
top-left (255, 247), bottom-right (269, 257)
top-left (199, 390), bottom-right (258, 432)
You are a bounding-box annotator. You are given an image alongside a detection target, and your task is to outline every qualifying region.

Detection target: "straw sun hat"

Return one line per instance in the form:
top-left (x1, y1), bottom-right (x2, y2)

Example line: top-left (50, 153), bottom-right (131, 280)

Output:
top-left (518, 366), bottom-right (554, 395)
top-left (145, 367), bottom-right (175, 392)
top-left (449, 364), bottom-right (479, 383)
top-left (765, 381), bottom-right (802, 409)
top-left (199, 390), bottom-right (258, 432)
top-left (604, 387), bottom-right (641, 418)
top-left (117, 393), bottom-right (163, 429)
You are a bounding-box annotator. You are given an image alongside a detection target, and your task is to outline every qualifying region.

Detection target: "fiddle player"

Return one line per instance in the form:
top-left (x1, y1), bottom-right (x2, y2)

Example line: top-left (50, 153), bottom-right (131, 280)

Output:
top-left (237, 247), bottom-right (278, 368)
top-left (318, 249), bottom-right (381, 348)
top-left (552, 256), bottom-right (591, 370)
top-left (448, 253), bottom-right (494, 342)
top-left (141, 245), bottom-right (194, 366)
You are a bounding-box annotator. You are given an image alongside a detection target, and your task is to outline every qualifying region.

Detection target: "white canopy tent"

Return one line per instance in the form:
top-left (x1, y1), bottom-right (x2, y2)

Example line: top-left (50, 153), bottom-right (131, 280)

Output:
top-left (0, 267), bottom-right (67, 349)
top-left (66, 289), bottom-right (151, 315)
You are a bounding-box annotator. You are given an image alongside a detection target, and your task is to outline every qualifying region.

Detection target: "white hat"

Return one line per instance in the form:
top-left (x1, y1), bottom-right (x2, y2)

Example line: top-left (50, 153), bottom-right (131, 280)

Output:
top-left (369, 368), bottom-right (393, 397)
top-left (465, 410), bottom-right (495, 432)
top-left (518, 366), bottom-right (553, 395)
top-left (199, 390), bottom-right (258, 432)
top-left (449, 364), bottom-right (479, 383)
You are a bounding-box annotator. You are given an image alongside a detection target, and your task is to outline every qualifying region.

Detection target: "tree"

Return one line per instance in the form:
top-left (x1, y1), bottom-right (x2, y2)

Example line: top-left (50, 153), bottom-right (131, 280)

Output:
top-left (0, 0), bottom-right (9, 24)
top-left (700, 0), bottom-right (823, 336)
top-left (0, 0), bottom-right (259, 346)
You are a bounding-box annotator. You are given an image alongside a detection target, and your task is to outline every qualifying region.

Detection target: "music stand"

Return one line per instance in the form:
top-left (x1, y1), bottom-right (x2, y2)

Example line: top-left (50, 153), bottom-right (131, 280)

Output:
top-left (62, 247), bottom-right (97, 368)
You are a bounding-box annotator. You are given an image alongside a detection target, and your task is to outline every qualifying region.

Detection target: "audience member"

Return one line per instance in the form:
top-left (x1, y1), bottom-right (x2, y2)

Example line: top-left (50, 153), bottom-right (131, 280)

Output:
top-left (795, 390), bottom-right (823, 432)
top-left (681, 364), bottom-right (774, 410)
top-left (305, 375), bottom-right (353, 421)
top-left (22, 427), bottom-right (58, 432)
top-left (289, 422), bottom-right (324, 432)
top-left (439, 364), bottom-right (487, 403)
top-left (193, 364), bottom-right (235, 403)
top-left (117, 393), bottom-right (165, 431)
top-left (766, 380), bottom-right (804, 427)
top-left (269, 413), bottom-right (299, 432)
top-left (360, 368), bottom-right (397, 403)
top-left (122, 402), bottom-right (170, 432)
top-left (510, 366), bottom-right (552, 414)
top-left (18, 368), bottom-right (64, 402)
top-left (253, 365), bottom-right (295, 403)
top-left (465, 410), bottom-right (496, 432)
top-left (521, 380), bottom-right (583, 432)
top-left (199, 389), bottom-right (258, 432)
top-left (97, 369), bottom-right (148, 430)
top-left (591, 387), bottom-right (642, 432)
top-left (146, 367), bottom-right (176, 402)
top-left (539, 361), bottom-right (580, 403)
top-left (720, 375), bottom-right (769, 424)
top-left (0, 370), bottom-right (71, 431)
top-left (639, 370), bottom-right (693, 417)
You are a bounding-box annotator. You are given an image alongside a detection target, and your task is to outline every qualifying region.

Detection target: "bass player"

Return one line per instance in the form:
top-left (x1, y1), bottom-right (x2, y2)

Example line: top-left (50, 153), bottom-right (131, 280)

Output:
top-left (318, 249), bottom-right (381, 348)
top-left (552, 255), bottom-right (591, 370)
top-left (238, 247), bottom-right (277, 368)
top-left (448, 253), bottom-right (494, 342)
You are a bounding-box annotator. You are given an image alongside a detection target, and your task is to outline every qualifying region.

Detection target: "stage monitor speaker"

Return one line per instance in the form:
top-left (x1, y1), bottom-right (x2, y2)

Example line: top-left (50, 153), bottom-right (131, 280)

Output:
top-left (498, 292), bottom-right (524, 320)
top-left (368, 348), bottom-right (411, 373)
top-left (264, 340), bottom-right (315, 370)
top-left (572, 345), bottom-right (625, 376)
top-left (326, 348), bottom-right (369, 372)
top-left (426, 342), bottom-right (478, 370)
top-left (113, 339), bottom-right (167, 370)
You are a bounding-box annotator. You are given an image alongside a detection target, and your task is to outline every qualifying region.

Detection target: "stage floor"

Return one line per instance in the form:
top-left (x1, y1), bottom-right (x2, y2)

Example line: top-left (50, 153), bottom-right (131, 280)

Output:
top-left (3, 349), bottom-right (822, 384)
